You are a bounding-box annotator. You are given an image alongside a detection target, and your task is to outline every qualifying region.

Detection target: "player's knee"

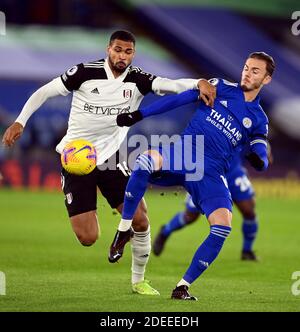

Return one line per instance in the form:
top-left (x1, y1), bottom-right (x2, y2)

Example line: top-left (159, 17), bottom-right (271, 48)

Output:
top-left (243, 210), bottom-right (256, 220)
top-left (70, 211), bottom-right (99, 246)
top-left (239, 200), bottom-right (256, 220)
top-left (184, 211), bottom-right (200, 224)
top-left (143, 150), bottom-right (162, 171)
top-left (208, 208), bottom-right (232, 227)
top-left (213, 220), bottom-right (232, 229)
top-left (76, 231), bottom-right (98, 246)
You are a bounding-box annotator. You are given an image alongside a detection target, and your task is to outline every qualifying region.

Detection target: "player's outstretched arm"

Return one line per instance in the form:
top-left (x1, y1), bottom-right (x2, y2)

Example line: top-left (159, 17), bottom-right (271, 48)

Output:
top-left (2, 78), bottom-right (69, 147)
top-left (116, 89), bottom-right (199, 127)
top-left (246, 137), bottom-right (269, 171)
top-left (153, 78), bottom-right (216, 107)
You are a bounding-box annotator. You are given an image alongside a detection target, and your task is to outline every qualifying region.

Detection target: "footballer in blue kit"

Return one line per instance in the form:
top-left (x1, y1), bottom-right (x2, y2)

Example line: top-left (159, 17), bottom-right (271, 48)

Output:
top-left (109, 52), bottom-right (275, 300)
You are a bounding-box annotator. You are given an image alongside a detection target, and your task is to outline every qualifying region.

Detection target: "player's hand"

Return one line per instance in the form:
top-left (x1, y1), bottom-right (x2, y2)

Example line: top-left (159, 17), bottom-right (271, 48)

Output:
top-left (2, 122), bottom-right (24, 147)
top-left (116, 111), bottom-right (143, 127)
top-left (245, 152), bottom-right (264, 171)
top-left (197, 79), bottom-right (216, 108)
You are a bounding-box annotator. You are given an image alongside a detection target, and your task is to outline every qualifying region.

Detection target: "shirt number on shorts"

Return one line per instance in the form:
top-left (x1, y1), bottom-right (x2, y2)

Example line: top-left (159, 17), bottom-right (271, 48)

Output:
top-left (234, 175), bottom-right (252, 192)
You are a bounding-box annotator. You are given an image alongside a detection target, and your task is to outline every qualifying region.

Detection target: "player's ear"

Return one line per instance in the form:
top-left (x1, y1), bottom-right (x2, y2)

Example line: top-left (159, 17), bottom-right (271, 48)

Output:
top-left (263, 75), bottom-right (272, 86)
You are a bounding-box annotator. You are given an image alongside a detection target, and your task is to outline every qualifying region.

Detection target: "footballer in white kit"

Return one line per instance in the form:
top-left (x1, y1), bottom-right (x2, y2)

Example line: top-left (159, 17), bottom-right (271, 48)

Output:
top-left (2, 30), bottom-right (216, 296)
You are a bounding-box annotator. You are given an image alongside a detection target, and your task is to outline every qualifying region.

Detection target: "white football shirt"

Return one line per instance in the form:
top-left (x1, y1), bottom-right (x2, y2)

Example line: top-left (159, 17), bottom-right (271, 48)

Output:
top-left (57, 59), bottom-right (198, 165)
top-left (16, 58), bottom-right (199, 166)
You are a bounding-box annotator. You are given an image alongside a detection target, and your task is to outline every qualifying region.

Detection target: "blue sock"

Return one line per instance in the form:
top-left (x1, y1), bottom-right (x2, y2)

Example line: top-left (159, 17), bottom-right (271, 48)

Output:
top-left (242, 218), bottom-right (258, 252)
top-left (122, 154), bottom-right (155, 220)
top-left (183, 225), bottom-right (231, 284)
top-left (162, 212), bottom-right (186, 237)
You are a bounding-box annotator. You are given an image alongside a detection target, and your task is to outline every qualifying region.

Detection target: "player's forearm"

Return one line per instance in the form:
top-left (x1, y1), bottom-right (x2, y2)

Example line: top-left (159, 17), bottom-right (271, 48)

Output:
top-left (152, 77), bottom-right (199, 95)
top-left (15, 77), bottom-right (69, 127)
top-left (140, 89), bottom-right (199, 118)
top-left (247, 140), bottom-right (268, 171)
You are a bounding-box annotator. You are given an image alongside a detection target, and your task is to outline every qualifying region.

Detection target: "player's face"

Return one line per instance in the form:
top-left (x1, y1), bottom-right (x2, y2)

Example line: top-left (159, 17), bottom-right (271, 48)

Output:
top-left (107, 39), bottom-right (135, 73)
top-left (241, 58), bottom-right (271, 92)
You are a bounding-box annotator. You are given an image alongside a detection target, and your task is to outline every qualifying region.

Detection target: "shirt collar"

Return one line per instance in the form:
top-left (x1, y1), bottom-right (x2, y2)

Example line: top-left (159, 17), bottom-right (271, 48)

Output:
top-left (238, 84), bottom-right (261, 107)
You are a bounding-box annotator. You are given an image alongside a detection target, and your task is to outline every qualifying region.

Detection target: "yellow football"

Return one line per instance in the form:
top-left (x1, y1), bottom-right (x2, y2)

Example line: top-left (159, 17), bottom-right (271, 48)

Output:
top-left (61, 139), bottom-right (97, 175)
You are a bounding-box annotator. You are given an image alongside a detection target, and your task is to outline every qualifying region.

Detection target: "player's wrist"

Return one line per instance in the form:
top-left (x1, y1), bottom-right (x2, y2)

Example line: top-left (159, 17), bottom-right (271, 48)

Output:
top-left (14, 120), bottom-right (25, 129)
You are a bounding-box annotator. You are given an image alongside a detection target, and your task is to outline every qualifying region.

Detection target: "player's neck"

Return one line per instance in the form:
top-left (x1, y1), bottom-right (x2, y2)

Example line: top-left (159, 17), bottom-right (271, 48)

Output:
top-left (243, 88), bottom-right (260, 102)
top-left (111, 69), bottom-right (123, 78)
top-left (108, 62), bottom-right (123, 78)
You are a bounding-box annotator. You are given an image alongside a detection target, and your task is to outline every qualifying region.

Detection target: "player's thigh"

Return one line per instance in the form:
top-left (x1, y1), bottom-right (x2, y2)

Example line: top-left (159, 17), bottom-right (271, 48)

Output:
top-left (70, 210), bottom-right (99, 244)
top-left (186, 173), bottom-right (232, 226)
top-left (61, 168), bottom-right (98, 217)
top-left (184, 193), bottom-right (202, 223)
top-left (61, 168), bottom-right (99, 242)
top-left (97, 153), bottom-right (130, 209)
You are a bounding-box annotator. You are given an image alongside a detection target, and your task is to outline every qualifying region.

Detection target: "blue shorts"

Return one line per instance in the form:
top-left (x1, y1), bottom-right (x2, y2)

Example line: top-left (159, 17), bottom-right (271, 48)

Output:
top-left (149, 142), bottom-right (233, 218)
top-left (185, 193), bottom-right (200, 214)
top-left (185, 163), bottom-right (254, 214)
top-left (227, 165), bottom-right (254, 202)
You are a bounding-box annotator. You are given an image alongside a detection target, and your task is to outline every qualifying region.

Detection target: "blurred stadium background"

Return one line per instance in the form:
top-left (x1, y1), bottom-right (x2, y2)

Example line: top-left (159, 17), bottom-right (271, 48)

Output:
top-left (1, 0), bottom-right (300, 190)
top-left (0, 0), bottom-right (300, 312)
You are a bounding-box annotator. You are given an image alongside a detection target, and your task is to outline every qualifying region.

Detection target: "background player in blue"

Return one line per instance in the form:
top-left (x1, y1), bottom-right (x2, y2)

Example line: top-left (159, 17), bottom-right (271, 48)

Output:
top-left (153, 153), bottom-right (260, 260)
top-left (109, 52), bottom-right (275, 300)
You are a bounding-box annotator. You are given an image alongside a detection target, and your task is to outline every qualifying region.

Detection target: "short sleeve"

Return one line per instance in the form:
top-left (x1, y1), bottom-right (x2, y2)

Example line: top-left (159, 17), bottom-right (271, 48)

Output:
top-left (136, 70), bottom-right (157, 95)
top-left (124, 67), bottom-right (157, 95)
top-left (252, 115), bottom-right (269, 140)
top-left (60, 63), bottom-right (84, 92)
top-left (208, 78), bottom-right (222, 95)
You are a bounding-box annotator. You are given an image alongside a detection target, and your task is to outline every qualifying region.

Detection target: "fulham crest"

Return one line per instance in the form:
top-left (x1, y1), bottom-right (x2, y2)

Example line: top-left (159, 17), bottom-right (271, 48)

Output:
top-left (123, 89), bottom-right (132, 99)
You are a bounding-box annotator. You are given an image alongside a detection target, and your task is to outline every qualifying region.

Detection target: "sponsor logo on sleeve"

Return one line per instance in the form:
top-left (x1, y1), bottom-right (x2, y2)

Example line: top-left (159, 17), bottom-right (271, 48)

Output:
top-left (66, 65), bottom-right (78, 76)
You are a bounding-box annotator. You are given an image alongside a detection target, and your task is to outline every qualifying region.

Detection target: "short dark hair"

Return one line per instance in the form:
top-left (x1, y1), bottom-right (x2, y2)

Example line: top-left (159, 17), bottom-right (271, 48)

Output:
top-left (109, 30), bottom-right (136, 45)
top-left (248, 52), bottom-right (275, 76)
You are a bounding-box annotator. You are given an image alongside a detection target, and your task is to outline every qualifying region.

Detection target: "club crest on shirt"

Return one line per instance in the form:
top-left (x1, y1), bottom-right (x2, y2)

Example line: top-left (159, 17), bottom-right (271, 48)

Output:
top-left (242, 117), bottom-right (252, 128)
top-left (123, 89), bottom-right (132, 99)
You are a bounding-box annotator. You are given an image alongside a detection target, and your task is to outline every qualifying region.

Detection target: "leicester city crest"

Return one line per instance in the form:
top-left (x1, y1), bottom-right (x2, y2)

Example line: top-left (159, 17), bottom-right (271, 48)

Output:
top-left (242, 117), bottom-right (252, 128)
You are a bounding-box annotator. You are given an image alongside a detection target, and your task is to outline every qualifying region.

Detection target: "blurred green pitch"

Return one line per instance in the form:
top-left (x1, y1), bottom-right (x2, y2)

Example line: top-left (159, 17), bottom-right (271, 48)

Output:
top-left (0, 188), bottom-right (299, 312)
